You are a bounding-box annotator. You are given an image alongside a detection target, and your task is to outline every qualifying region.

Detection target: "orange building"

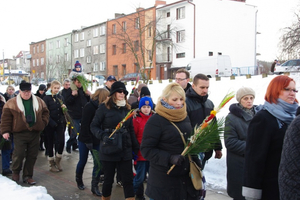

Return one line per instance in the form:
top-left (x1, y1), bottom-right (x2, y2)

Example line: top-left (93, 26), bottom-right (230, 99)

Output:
top-left (106, 6), bottom-right (158, 80)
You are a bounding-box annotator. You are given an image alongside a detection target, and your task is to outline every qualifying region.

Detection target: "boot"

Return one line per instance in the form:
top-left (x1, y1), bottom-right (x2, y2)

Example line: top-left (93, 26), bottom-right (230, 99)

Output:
top-left (91, 177), bottom-right (102, 196)
top-left (76, 173), bottom-right (85, 190)
top-left (55, 154), bottom-right (63, 171)
top-left (102, 196), bottom-right (111, 200)
top-left (48, 157), bottom-right (59, 172)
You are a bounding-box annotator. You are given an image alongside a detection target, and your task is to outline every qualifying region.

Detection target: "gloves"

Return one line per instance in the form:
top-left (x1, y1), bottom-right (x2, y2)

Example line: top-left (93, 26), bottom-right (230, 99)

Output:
top-left (85, 143), bottom-right (93, 151)
top-left (169, 155), bottom-right (185, 166)
top-left (103, 136), bottom-right (113, 144)
top-left (132, 151), bottom-right (138, 161)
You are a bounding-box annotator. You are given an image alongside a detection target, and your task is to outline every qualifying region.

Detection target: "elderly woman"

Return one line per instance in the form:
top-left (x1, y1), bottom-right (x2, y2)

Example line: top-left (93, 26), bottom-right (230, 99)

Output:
top-left (225, 87), bottom-right (256, 200)
top-left (242, 75), bottom-right (298, 200)
top-left (91, 81), bottom-right (139, 200)
top-left (141, 83), bottom-right (201, 200)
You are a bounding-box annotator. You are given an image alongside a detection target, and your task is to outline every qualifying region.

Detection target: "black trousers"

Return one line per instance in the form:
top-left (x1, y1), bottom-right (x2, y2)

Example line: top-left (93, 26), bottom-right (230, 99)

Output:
top-left (44, 123), bottom-right (65, 157)
top-left (102, 160), bottom-right (134, 198)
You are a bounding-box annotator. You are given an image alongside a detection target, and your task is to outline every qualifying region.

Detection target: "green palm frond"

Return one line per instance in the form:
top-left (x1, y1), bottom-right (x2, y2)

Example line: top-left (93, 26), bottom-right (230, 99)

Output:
top-left (76, 75), bottom-right (90, 92)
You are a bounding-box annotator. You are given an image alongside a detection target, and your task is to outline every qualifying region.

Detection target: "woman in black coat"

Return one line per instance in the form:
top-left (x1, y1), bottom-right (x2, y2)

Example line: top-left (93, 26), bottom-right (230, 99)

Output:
top-left (91, 81), bottom-right (139, 200)
top-left (43, 81), bottom-right (66, 172)
top-left (242, 75), bottom-right (298, 200)
top-left (141, 83), bottom-right (201, 200)
top-left (75, 88), bottom-right (109, 195)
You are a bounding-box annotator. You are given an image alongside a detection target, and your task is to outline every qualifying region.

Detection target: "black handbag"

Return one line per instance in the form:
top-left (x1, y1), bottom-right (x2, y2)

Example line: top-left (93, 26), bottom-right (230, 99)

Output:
top-left (100, 131), bottom-right (123, 155)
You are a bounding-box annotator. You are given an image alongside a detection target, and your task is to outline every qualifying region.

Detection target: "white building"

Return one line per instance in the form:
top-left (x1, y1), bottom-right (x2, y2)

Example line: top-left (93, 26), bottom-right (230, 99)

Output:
top-left (156, 0), bottom-right (258, 78)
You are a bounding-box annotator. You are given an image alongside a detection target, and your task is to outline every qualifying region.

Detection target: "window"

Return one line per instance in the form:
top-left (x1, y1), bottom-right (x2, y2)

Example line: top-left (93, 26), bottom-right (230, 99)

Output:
top-left (80, 48), bottom-right (85, 57)
top-left (148, 26), bottom-right (152, 37)
top-left (176, 7), bottom-right (185, 19)
top-left (37, 59), bottom-right (39, 66)
top-left (93, 62), bottom-right (99, 71)
top-left (176, 30), bottom-right (185, 43)
top-left (56, 40), bottom-right (60, 48)
top-left (100, 62), bottom-right (106, 71)
top-left (56, 55), bottom-right (60, 63)
top-left (122, 64), bottom-right (126, 75)
top-left (87, 56), bottom-right (92, 63)
top-left (75, 33), bottom-right (79, 42)
top-left (49, 42), bottom-right (53, 50)
top-left (74, 49), bottom-right (79, 58)
top-left (48, 56), bottom-right (52, 64)
top-left (147, 50), bottom-right (152, 61)
top-left (112, 45), bottom-right (116, 55)
top-left (134, 41), bottom-right (139, 52)
top-left (37, 46), bottom-right (39, 53)
top-left (33, 59), bottom-right (35, 66)
top-left (41, 57), bottom-right (44, 65)
top-left (122, 21), bottom-right (127, 32)
top-left (218, 52), bottom-right (222, 55)
top-left (65, 53), bottom-right (69, 61)
top-left (134, 63), bottom-right (140, 73)
top-left (176, 52), bottom-right (185, 58)
top-left (135, 18), bottom-right (140, 29)
top-left (167, 12), bottom-right (170, 17)
top-left (122, 43), bottom-right (126, 53)
top-left (33, 47), bottom-right (35, 54)
top-left (167, 25), bottom-right (170, 38)
top-left (113, 65), bottom-right (118, 76)
top-left (112, 24), bottom-right (116, 34)
top-left (209, 52), bottom-right (213, 56)
top-left (93, 28), bottom-right (99, 37)
top-left (87, 39), bottom-right (91, 47)
top-left (100, 25), bottom-right (105, 35)
top-left (100, 44), bottom-right (105, 53)
top-left (65, 38), bottom-right (69, 46)
top-left (80, 32), bottom-right (84, 40)
top-left (93, 46), bottom-right (99, 55)
top-left (41, 44), bottom-right (44, 52)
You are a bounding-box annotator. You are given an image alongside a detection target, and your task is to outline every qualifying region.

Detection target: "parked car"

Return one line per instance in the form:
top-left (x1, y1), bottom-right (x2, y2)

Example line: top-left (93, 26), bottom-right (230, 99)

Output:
top-left (31, 78), bottom-right (47, 86)
top-left (274, 59), bottom-right (300, 75)
top-left (119, 73), bottom-right (146, 82)
top-left (95, 75), bottom-right (105, 85)
top-left (1, 78), bottom-right (15, 85)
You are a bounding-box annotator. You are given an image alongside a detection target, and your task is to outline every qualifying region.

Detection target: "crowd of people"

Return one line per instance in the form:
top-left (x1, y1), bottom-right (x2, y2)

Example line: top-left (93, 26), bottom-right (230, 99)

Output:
top-left (0, 62), bottom-right (299, 200)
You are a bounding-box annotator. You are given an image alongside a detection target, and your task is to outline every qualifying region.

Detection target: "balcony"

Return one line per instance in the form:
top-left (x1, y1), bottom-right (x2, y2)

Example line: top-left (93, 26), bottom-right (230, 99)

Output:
top-left (156, 53), bottom-right (172, 63)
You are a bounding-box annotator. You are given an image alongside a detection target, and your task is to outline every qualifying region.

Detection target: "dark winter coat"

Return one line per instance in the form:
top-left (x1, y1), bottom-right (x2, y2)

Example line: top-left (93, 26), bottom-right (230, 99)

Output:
top-left (64, 87), bottom-right (90, 119)
top-left (3, 92), bottom-right (16, 102)
top-left (185, 87), bottom-right (222, 162)
top-left (225, 103), bottom-right (256, 200)
top-left (140, 113), bottom-right (200, 200)
top-left (0, 95), bottom-right (11, 150)
top-left (43, 92), bottom-right (65, 128)
top-left (90, 103), bottom-right (139, 161)
top-left (243, 110), bottom-right (288, 200)
top-left (279, 115), bottom-right (300, 200)
top-left (78, 99), bottom-right (100, 145)
top-left (184, 82), bottom-right (192, 93)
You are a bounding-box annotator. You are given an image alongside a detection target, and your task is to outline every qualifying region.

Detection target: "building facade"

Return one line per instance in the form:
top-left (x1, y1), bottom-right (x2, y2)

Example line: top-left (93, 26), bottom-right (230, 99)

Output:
top-left (30, 40), bottom-right (46, 80)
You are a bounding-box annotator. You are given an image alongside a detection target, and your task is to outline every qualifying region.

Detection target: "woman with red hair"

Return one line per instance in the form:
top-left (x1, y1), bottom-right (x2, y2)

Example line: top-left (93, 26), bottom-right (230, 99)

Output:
top-left (242, 75), bottom-right (298, 200)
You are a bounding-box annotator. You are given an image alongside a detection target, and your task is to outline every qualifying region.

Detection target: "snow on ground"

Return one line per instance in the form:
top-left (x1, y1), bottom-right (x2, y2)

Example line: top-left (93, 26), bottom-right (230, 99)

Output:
top-left (1, 73), bottom-right (300, 197)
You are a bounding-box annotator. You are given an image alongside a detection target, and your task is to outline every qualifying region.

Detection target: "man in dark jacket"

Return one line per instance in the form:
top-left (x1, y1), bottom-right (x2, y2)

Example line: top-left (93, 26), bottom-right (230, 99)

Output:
top-left (175, 68), bottom-right (191, 92)
top-left (65, 78), bottom-right (90, 153)
top-left (185, 73), bottom-right (222, 169)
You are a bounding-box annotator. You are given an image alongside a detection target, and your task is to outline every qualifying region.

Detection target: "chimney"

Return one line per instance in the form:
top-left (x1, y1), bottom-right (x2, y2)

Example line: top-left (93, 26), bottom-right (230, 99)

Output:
top-left (136, 7), bottom-right (144, 12)
top-left (155, 0), bottom-right (166, 7)
top-left (115, 13), bottom-right (125, 18)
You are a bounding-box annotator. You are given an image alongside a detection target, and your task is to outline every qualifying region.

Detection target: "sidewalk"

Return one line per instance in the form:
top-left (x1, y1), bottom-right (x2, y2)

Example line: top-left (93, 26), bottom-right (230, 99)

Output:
top-left (1, 149), bottom-right (231, 200)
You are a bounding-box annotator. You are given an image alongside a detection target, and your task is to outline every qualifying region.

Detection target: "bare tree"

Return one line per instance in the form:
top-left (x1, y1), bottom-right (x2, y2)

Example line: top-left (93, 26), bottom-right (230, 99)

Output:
top-left (279, 12), bottom-right (300, 60)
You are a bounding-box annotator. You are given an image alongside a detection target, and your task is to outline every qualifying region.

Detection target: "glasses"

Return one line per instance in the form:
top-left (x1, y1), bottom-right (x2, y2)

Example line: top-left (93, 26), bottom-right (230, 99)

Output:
top-left (283, 88), bottom-right (298, 93)
top-left (175, 78), bottom-right (187, 82)
top-left (117, 90), bottom-right (125, 94)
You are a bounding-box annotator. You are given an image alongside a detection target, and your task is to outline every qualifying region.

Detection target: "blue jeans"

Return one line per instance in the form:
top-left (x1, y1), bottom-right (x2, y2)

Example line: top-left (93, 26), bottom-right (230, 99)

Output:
top-left (66, 118), bottom-right (81, 149)
top-left (76, 141), bottom-right (101, 177)
top-left (2, 138), bottom-right (14, 170)
top-left (133, 161), bottom-right (149, 196)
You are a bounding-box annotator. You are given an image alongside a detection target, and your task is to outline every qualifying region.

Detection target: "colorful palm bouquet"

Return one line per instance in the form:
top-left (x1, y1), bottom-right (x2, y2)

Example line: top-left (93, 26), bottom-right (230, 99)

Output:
top-left (167, 91), bottom-right (235, 174)
top-left (130, 75), bottom-right (140, 94)
top-left (109, 109), bottom-right (135, 138)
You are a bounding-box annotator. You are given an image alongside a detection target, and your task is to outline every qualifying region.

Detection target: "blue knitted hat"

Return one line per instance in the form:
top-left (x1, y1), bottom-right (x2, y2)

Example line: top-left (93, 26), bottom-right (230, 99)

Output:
top-left (74, 61), bottom-right (81, 69)
top-left (139, 96), bottom-right (153, 110)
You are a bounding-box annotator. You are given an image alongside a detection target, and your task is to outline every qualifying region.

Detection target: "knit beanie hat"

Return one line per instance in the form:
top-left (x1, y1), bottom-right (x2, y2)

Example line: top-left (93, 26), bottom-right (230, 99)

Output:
top-left (38, 84), bottom-right (46, 91)
top-left (110, 81), bottom-right (128, 96)
top-left (140, 86), bottom-right (151, 97)
top-left (74, 61), bottom-right (81, 69)
top-left (139, 96), bottom-right (153, 110)
top-left (236, 87), bottom-right (255, 103)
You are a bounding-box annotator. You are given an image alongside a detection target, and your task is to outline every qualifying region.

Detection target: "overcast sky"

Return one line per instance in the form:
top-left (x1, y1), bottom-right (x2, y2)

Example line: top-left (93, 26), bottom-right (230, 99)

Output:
top-left (1, 0), bottom-right (299, 61)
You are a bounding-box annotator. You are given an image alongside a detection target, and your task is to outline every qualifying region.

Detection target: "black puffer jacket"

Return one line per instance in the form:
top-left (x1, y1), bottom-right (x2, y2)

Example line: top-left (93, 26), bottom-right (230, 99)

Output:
top-left (64, 87), bottom-right (90, 119)
top-left (78, 100), bottom-right (100, 145)
top-left (141, 113), bottom-right (200, 200)
top-left (43, 92), bottom-right (65, 128)
top-left (90, 103), bottom-right (139, 161)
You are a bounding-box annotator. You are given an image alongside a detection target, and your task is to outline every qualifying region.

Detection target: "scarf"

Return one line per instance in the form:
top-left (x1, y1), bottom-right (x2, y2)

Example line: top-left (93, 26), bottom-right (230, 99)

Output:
top-left (237, 103), bottom-right (255, 117)
top-left (155, 99), bottom-right (187, 122)
top-left (260, 98), bottom-right (298, 128)
top-left (116, 99), bottom-right (126, 107)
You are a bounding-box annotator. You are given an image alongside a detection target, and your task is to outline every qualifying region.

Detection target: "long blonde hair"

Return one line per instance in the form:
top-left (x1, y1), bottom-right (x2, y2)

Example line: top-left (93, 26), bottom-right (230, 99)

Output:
top-left (92, 88), bottom-right (109, 104)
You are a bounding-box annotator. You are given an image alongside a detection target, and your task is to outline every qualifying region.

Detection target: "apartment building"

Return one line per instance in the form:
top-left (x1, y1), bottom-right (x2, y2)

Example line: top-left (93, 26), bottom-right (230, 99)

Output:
top-left (30, 40), bottom-right (46, 80)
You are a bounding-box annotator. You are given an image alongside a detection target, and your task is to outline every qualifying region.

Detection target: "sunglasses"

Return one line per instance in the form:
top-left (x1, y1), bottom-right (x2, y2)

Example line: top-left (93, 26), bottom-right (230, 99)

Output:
top-left (117, 90), bottom-right (126, 94)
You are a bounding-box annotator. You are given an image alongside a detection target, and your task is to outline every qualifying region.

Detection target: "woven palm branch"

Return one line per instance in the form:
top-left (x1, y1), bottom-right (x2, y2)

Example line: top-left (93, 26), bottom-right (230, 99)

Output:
top-left (91, 149), bottom-right (102, 176)
top-left (76, 75), bottom-right (90, 92)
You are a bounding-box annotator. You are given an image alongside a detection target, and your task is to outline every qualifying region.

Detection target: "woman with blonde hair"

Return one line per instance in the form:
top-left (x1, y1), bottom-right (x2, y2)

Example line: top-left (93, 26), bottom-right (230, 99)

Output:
top-left (91, 81), bottom-right (139, 200)
top-left (3, 85), bottom-right (16, 101)
top-left (43, 80), bottom-right (66, 172)
top-left (141, 83), bottom-right (201, 200)
top-left (76, 88), bottom-right (109, 196)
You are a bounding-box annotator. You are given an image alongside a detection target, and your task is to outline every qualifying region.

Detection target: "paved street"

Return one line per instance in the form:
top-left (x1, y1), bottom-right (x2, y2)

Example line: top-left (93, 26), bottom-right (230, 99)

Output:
top-left (1, 149), bottom-right (231, 200)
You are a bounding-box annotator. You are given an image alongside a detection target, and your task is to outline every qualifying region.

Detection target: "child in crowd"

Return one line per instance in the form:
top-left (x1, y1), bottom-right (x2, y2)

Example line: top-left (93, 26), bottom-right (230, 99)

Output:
top-left (132, 96), bottom-right (154, 200)
top-left (69, 61), bottom-right (84, 91)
